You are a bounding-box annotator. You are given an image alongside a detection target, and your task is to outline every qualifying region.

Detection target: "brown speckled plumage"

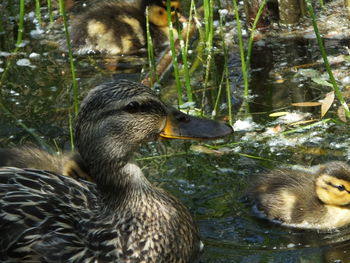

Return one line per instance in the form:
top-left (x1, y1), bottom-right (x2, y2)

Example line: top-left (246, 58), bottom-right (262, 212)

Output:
top-left (0, 80), bottom-right (233, 262)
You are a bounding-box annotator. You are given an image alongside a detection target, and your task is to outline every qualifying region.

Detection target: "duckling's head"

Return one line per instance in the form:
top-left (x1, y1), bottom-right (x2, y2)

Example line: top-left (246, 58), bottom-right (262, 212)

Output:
top-left (315, 162), bottom-right (350, 206)
top-left (140, 0), bottom-right (182, 26)
top-left (62, 153), bottom-right (92, 182)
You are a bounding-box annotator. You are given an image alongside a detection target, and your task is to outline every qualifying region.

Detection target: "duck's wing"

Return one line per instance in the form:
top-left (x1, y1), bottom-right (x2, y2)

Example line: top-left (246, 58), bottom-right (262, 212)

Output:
top-left (0, 167), bottom-right (110, 262)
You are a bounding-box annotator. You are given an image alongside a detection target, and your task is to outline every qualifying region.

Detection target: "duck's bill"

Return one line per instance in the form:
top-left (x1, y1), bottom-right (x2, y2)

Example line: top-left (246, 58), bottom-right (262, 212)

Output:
top-left (160, 108), bottom-right (233, 140)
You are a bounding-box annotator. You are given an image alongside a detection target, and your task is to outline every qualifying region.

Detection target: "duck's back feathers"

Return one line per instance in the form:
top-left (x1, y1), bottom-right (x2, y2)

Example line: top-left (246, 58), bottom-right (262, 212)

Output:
top-left (0, 167), bottom-right (201, 262)
top-left (0, 167), bottom-right (101, 262)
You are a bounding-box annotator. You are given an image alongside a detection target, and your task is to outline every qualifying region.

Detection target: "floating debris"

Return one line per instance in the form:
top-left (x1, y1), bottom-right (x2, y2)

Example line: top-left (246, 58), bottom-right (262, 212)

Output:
top-left (16, 58), bottom-right (36, 69)
top-left (29, 53), bottom-right (41, 59)
top-left (233, 118), bottom-right (260, 132)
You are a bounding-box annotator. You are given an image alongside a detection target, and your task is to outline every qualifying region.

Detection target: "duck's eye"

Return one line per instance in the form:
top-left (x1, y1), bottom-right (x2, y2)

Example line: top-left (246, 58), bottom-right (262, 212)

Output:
top-left (124, 101), bottom-right (141, 113)
top-left (337, 185), bottom-right (346, 191)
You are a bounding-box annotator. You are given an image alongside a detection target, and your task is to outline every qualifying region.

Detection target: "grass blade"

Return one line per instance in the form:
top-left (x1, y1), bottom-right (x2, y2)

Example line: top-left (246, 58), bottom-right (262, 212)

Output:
top-left (305, 0), bottom-right (350, 119)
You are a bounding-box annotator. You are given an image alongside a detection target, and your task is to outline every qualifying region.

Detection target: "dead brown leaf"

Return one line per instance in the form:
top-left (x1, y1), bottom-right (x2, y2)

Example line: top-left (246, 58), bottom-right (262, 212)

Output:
top-left (321, 91), bottom-right (335, 118)
top-left (292, 102), bottom-right (322, 107)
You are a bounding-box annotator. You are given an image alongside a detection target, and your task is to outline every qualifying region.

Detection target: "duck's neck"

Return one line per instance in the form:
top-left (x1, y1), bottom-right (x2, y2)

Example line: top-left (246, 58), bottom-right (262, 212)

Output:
top-left (89, 155), bottom-right (151, 207)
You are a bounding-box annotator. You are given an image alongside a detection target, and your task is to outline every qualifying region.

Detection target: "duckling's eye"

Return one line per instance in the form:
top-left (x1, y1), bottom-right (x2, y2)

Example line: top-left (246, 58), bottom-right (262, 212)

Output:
top-left (337, 185), bottom-right (346, 191)
top-left (124, 101), bottom-right (141, 113)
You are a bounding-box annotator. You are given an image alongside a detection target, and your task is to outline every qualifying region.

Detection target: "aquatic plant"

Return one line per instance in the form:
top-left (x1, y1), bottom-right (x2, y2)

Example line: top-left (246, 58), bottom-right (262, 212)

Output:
top-left (177, 0), bottom-right (195, 103)
top-left (166, 0), bottom-right (183, 105)
top-left (35, 0), bottom-right (42, 25)
top-left (305, 0), bottom-right (350, 119)
top-left (145, 7), bottom-right (158, 86)
top-left (58, 0), bottom-right (78, 116)
top-left (232, 0), bottom-right (266, 99)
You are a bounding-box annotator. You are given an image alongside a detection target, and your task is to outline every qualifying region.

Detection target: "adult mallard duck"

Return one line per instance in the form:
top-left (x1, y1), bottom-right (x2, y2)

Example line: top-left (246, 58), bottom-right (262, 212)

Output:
top-left (247, 161), bottom-right (350, 229)
top-left (0, 147), bottom-right (91, 181)
top-left (0, 79), bottom-right (233, 262)
top-left (71, 0), bottom-right (183, 55)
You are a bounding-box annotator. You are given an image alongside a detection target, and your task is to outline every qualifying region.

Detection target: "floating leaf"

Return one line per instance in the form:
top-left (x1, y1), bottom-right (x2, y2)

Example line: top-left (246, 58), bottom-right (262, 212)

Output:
top-left (292, 102), bottom-right (321, 107)
top-left (275, 79), bottom-right (285, 84)
top-left (321, 91), bottom-right (334, 118)
top-left (297, 68), bottom-right (320, 78)
top-left (269, 112), bottom-right (289, 117)
top-left (311, 77), bottom-right (333, 87)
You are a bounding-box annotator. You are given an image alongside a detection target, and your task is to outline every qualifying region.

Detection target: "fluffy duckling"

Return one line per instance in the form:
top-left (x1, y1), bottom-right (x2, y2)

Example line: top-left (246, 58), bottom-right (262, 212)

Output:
top-left (0, 147), bottom-right (91, 181)
top-left (248, 161), bottom-right (350, 230)
top-left (71, 0), bottom-right (183, 55)
top-left (0, 79), bottom-right (233, 262)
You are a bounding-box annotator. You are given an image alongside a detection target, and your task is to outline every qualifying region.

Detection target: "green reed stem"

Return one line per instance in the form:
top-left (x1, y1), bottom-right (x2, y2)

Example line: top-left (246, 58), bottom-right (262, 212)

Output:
top-left (305, 0), bottom-right (350, 118)
top-left (213, 72), bottom-right (225, 118)
top-left (201, 0), bottom-right (214, 113)
top-left (167, 0), bottom-right (183, 105)
top-left (203, 0), bottom-right (213, 44)
top-left (35, 0), bottom-right (42, 24)
top-left (245, 0), bottom-right (267, 74)
top-left (282, 118), bottom-right (331, 135)
top-left (177, 20), bottom-right (192, 102)
top-left (59, 0), bottom-right (79, 116)
top-left (68, 109), bottom-right (75, 151)
top-left (186, 0), bottom-right (195, 49)
top-left (188, 5), bottom-right (203, 75)
top-left (146, 7), bottom-right (158, 86)
top-left (232, 0), bottom-right (247, 97)
top-left (47, 0), bottom-right (54, 23)
top-left (16, 0), bottom-right (25, 47)
top-left (214, 13), bottom-right (232, 124)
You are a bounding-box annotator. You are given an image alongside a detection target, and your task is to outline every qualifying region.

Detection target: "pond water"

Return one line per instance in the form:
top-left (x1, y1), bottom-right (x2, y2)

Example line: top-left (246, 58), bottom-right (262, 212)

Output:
top-left (1, 0), bottom-right (350, 262)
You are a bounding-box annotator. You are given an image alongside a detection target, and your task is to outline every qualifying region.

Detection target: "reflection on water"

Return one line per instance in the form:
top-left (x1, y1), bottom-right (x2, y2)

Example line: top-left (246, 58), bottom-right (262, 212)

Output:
top-left (1, 0), bottom-right (350, 262)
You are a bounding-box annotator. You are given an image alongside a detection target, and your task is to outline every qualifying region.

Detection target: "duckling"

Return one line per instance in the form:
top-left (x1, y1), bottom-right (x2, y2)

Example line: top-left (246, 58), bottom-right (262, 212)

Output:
top-left (0, 146), bottom-right (91, 181)
top-left (248, 161), bottom-right (350, 229)
top-left (71, 0), bottom-right (183, 55)
top-left (0, 79), bottom-right (233, 262)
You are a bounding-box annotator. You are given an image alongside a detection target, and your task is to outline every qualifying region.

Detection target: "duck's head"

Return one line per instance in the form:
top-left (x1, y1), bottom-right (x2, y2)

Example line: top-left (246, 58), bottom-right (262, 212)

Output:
top-left (315, 162), bottom-right (350, 206)
top-left (140, 0), bottom-right (182, 27)
top-left (75, 79), bottom-right (232, 181)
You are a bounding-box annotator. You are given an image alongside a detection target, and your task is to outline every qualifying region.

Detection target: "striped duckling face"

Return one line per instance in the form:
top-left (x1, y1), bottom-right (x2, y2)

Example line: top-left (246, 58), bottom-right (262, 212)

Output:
top-left (315, 162), bottom-right (350, 206)
top-left (144, 0), bottom-right (182, 26)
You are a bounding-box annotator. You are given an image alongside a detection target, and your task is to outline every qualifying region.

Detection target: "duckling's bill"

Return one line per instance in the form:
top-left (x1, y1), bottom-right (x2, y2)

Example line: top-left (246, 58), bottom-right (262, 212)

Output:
top-left (160, 108), bottom-right (233, 140)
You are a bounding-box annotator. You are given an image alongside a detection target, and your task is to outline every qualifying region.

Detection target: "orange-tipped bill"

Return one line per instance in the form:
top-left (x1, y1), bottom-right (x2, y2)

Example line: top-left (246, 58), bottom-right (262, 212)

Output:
top-left (160, 108), bottom-right (233, 140)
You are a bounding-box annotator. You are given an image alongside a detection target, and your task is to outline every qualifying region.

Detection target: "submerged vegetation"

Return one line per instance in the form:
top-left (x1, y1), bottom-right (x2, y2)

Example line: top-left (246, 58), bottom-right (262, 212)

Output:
top-left (1, 0), bottom-right (350, 261)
